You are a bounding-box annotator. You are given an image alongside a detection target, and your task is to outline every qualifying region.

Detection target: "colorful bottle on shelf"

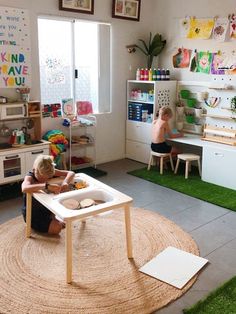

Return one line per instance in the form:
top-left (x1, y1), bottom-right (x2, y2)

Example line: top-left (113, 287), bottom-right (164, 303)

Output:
top-left (152, 68), bottom-right (157, 81)
top-left (156, 68), bottom-right (161, 80)
top-left (140, 68), bottom-right (144, 80)
top-left (165, 69), bottom-right (170, 80)
top-left (148, 68), bottom-right (152, 81)
top-left (161, 69), bottom-right (166, 80)
top-left (144, 68), bottom-right (149, 81)
top-left (136, 68), bottom-right (140, 81)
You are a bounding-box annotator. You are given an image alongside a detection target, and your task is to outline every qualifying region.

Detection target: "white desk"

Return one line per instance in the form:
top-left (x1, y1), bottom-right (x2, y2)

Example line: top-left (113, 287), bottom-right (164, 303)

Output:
top-left (26, 173), bottom-right (133, 283)
top-left (168, 134), bottom-right (236, 190)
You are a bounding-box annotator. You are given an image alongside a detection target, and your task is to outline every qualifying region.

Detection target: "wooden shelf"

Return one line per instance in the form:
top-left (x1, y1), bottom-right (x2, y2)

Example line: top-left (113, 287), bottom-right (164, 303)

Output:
top-left (202, 114), bottom-right (236, 120)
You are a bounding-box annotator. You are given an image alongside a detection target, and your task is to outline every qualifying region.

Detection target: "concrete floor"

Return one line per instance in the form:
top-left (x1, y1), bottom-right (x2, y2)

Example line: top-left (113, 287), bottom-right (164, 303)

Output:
top-left (0, 158), bottom-right (236, 313)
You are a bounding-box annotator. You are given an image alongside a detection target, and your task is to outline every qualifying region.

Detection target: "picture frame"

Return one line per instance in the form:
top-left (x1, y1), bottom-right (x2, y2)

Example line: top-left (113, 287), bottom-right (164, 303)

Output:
top-left (112, 0), bottom-right (141, 21)
top-left (59, 0), bottom-right (94, 15)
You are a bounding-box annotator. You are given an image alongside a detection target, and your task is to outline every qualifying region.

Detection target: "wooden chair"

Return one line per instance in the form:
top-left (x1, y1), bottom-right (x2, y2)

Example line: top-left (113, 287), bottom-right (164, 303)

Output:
top-left (174, 153), bottom-right (201, 179)
top-left (147, 150), bottom-right (174, 175)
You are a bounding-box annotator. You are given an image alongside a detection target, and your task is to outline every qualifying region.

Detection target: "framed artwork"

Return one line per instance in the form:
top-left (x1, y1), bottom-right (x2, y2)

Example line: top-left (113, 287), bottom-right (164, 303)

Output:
top-left (59, 0), bottom-right (94, 14)
top-left (112, 0), bottom-right (141, 21)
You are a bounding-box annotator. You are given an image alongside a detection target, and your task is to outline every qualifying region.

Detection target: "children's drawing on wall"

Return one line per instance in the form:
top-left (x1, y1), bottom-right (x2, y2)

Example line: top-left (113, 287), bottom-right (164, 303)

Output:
top-left (43, 103), bottom-right (62, 118)
top-left (211, 52), bottom-right (225, 74)
top-left (196, 51), bottom-right (212, 74)
top-left (218, 51), bottom-right (236, 74)
top-left (173, 48), bottom-right (192, 68)
top-left (187, 17), bottom-right (214, 39)
top-left (230, 14), bottom-right (236, 39)
top-left (45, 57), bottom-right (65, 84)
top-left (212, 18), bottom-right (229, 42)
top-left (62, 98), bottom-right (75, 118)
top-left (190, 49), bottom-right (198, 72)
top-left (0, 6), bottom-right (31, 88)
top-left (179, 17), bottom-right (190, 38)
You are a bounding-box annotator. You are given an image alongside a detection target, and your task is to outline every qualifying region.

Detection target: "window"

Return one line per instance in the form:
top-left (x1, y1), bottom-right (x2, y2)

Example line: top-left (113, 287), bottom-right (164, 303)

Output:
top-left (38, 17), bottom-right (111, 113)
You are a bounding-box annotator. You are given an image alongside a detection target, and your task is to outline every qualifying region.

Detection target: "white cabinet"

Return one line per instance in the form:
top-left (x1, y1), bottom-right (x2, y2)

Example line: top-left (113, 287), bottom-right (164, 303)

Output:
top-left (202, 145), bottom-right (236, 190)
top-left (25, 146), bottom-right (50, 173)
top-left (126, 80), bottom-right (177, 163)
top-left (0, 142), bottom-right (50, 185)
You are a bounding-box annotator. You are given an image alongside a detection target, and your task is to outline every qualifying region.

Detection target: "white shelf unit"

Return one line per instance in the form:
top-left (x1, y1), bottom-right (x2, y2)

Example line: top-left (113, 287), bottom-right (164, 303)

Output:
top-left (126, 80), bottom-right (177, 164)
top-left (68, 115), bottom-right (96, 171)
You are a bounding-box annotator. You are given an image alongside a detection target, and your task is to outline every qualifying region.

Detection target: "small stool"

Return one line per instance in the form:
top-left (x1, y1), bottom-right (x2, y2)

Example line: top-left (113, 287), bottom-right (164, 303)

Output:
top-left (174, 154), bottom-right (201, 179)
top-left (147, 151), bottom-right (174, 175)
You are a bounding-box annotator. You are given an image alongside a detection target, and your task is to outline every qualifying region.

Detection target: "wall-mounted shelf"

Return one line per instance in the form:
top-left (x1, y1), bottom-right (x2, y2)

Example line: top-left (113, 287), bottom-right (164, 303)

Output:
top-left (201, 114), bottom-right (236, 120)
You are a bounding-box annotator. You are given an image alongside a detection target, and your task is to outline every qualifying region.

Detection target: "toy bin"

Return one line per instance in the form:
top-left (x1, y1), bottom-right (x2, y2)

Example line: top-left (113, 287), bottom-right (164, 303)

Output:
top-left (180, 90), bottom-right (190, 99)
top-left (185, 115), bottom-right (195, 124)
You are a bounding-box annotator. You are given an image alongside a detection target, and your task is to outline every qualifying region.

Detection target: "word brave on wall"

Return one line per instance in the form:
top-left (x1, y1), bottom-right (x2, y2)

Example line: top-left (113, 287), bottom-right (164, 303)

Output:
top-left (0, 6), bottom-right (31, 88)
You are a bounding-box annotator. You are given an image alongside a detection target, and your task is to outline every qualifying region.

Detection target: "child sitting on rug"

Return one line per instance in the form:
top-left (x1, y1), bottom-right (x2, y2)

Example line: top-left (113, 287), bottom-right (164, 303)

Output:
top-left (151, 106), bottom-right (183, 155)
top-left (21, 154), bottom-right (75, 235)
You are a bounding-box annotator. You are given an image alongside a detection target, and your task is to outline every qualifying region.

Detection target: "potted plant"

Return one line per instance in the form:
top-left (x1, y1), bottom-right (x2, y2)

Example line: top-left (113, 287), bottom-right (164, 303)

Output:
top-left (135, 32), bottom-right (166, 69)
top-left (176, 101), bottom-right (185, 116)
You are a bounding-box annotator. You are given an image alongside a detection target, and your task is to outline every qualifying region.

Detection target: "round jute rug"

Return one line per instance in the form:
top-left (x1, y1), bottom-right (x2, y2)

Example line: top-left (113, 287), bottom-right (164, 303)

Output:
top-left (0, 208), bottom-right (199, 314)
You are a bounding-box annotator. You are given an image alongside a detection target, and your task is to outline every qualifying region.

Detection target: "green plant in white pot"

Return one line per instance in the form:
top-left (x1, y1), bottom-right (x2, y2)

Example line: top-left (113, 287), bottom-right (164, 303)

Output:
top-left (135, 32), bottom-right (166, 69)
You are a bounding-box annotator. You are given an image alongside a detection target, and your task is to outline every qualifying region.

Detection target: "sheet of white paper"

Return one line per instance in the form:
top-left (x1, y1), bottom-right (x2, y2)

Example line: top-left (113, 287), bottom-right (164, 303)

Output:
top-left (139, 246), bottom-right (208, 289)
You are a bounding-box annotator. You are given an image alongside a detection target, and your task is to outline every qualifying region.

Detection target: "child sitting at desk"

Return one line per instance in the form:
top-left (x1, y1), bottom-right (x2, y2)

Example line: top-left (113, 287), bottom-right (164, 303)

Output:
top-left (21, 154), bottom-right (75, 235)
top-left (151, 106), bottom-right (183, 155)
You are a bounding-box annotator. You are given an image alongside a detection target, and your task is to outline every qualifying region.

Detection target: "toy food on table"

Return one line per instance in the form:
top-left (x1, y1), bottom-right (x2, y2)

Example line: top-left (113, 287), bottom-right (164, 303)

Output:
top-left (80, 198), bottom-right (95, 208)
top-left (61, 199), bottom-right (80, 210)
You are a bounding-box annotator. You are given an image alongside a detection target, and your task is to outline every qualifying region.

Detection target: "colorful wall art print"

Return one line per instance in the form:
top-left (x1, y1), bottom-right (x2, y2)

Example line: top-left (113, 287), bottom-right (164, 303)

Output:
top-left (187, 17), bottom-right (214, 39)
top-left (213, 18), bottom-right (229, 42)
top-left (173, 48), bottom-right (192, 68)
top-left (0, 6), bottom-right (31, 88)
top-left (211, 52), bottom-right (225, 74)
top-left (230, 14), bottom-right (236, 39)
top-left (196, 51), bottom-right (213, 74)
top-left (62, 98), bottom-right (75, 117)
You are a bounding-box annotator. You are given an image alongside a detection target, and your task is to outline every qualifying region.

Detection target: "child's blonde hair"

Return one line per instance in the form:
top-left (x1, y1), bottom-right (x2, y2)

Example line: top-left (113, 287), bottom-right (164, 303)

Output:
top-left (156, 106), bottom-right (173, 119)
top-left (33, 155), bottom-right (55, 178)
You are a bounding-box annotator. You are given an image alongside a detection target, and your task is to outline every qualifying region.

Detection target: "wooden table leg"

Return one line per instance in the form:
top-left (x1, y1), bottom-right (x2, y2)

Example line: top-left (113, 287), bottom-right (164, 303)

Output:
top-left (66, 220), bottom-right (73, 283)
top-left (124, 204), bottom-right (133, 258)
top-left (26, 193), bottom-right (32, 238)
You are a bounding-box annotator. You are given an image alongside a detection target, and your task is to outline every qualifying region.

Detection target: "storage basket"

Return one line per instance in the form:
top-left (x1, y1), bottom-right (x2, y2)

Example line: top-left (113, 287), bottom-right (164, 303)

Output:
top-left (187, 98), bottom-right (197, 108)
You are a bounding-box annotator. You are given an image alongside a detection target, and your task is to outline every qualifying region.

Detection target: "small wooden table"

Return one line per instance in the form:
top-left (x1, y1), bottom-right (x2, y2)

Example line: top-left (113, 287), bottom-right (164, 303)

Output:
top-left (26, 173), bottom-right (133, 283)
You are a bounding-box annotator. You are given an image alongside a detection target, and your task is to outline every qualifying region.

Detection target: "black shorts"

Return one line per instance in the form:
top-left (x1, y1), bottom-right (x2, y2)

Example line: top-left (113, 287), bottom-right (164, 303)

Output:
top-left (151, 142), bottom-right (172, 154)
top-left (22, 197), bottom-right (52, 233)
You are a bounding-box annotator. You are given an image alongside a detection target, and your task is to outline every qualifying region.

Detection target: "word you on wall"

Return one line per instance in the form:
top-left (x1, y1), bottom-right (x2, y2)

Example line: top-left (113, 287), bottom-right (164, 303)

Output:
top-left (0, 6), bottom-right (31, 88)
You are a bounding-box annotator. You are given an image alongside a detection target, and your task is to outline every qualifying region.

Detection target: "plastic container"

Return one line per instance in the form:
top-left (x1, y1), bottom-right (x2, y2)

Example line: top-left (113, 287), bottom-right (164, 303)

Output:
top-left (180, 90), bottom-right (190, 99)
top-left (187, 98), bottom-right (197, 108)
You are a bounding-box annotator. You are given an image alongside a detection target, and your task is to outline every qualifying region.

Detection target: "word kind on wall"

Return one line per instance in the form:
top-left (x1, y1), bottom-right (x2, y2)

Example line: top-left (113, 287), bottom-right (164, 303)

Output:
top-left (0, 6), bottom-right (31, 88)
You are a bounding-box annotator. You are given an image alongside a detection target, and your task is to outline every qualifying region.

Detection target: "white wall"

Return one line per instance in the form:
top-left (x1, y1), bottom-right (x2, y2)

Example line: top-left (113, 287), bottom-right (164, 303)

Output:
top-left (156, 0), bottom-right (236, 81)
top-left (0, 0), bottom-right (156, 164)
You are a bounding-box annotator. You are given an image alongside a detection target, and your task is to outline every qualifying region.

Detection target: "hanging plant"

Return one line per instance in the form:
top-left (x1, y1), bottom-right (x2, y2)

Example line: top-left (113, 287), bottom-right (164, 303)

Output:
top-left (135, 32), bottom-right (166, 69)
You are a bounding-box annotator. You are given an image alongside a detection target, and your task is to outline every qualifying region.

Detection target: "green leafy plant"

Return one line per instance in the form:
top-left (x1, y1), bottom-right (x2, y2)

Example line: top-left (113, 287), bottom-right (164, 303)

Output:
top-left (135, 32), bottom-right (166, 69)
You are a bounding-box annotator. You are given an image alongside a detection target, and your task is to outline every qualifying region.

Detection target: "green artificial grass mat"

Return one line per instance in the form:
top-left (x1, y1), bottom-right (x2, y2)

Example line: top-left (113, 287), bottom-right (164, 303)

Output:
top-left (183, 276), bottom-right (236, 314)
top-left (127, 165), bottom-right (236, 212)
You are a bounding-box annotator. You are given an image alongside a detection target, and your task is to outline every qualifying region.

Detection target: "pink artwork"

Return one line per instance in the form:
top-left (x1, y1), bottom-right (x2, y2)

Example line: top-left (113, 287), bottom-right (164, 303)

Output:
top-left (173, 48), bottom-right (192, 68)
top-left (76, 101), bottom-right (93, 115)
